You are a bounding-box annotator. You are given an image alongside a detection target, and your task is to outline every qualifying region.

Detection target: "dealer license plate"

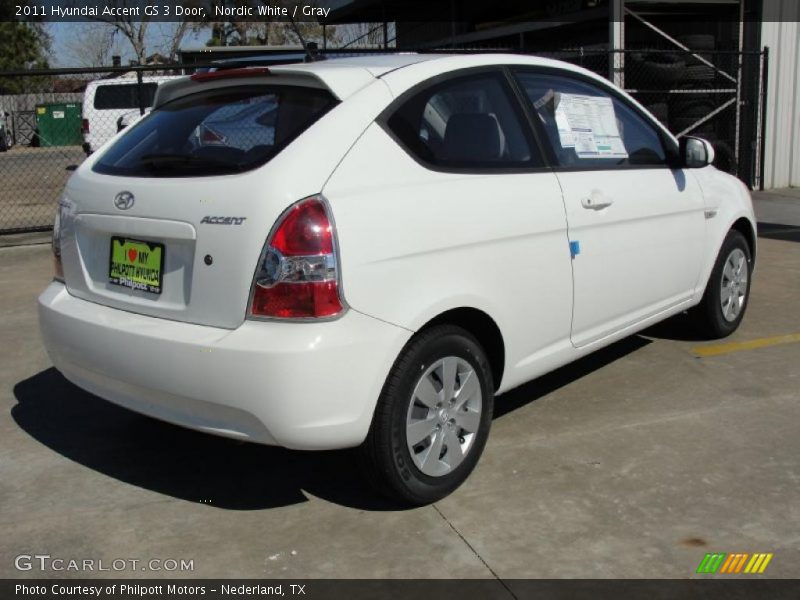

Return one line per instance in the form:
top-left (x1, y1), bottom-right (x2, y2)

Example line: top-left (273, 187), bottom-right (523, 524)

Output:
top-left (108, 237), bottom-right (165, 295)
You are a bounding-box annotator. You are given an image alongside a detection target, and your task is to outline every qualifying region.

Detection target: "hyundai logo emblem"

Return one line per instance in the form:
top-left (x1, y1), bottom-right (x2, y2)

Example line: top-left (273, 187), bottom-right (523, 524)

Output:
top-left (114, 191), bottom-right (135, 210)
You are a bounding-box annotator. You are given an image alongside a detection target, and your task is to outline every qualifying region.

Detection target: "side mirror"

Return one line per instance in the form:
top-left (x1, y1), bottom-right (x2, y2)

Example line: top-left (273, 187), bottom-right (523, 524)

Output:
top-left (680, 136), bottom-right (715, 168)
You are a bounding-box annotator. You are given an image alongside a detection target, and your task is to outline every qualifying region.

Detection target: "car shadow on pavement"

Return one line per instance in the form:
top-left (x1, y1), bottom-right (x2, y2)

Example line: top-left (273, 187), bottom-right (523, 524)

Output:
top-left (757, 222), bottom-right (800, 243)
top-left (12, 368), bottom-right (406, 512)
top-left (493, 335), bottom-right (652, 419)
top-left (14, 335), bottom-right (658, 512)
top-left (639, 311), bottom-right (711, 342)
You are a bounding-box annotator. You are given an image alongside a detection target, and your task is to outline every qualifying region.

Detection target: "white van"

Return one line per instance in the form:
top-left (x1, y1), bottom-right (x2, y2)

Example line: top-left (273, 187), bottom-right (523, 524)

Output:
top-left (81, 75), bottom-right (179, 155)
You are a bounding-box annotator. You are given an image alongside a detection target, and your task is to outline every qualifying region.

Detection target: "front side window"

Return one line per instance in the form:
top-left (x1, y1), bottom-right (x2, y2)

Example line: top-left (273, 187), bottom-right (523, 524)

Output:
top-left (514, 71), bottom-right (670, 168)
top-left (386, 72), bottom-right (541, 170)
top-left (93, 85), bottom-right (337, 177)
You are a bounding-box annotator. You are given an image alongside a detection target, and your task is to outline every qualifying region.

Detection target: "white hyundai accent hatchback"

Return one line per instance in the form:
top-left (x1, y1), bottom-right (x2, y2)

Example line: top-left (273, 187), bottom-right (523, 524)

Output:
top-left (39, 54), bottom-right (756, 504)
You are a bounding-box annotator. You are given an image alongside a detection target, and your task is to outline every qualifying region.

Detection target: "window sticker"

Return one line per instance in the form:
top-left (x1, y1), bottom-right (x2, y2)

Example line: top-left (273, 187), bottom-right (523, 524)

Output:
top-left (554, 93), bottom-right (628, 159)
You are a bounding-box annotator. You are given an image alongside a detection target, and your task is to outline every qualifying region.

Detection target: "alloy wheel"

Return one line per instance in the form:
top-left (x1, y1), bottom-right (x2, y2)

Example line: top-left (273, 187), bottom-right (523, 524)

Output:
top-left (405, 356), bottom-right (483, 477)
top-left (720, 247), bottom-right (748, 322)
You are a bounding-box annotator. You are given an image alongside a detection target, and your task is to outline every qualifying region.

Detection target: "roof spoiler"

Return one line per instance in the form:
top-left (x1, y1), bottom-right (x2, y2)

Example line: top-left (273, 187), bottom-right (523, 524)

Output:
top-left (190, 67), bottom-right (271, 82)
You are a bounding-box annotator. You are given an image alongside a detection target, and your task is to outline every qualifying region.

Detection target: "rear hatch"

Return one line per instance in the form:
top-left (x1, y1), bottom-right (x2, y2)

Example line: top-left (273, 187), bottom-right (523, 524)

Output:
top-left (58, 73), bottom-right (346, 329)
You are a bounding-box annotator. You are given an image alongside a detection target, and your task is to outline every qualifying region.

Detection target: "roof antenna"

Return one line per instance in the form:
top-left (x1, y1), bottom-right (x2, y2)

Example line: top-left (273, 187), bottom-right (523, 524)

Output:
top-left (287, 14), bottom-right (319, 63)
top-left (305, 41), bottom-right (320, 62)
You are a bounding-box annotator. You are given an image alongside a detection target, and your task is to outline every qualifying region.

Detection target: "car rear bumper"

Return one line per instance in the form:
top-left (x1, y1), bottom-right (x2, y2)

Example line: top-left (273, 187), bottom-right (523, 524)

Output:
top-left (38, 282), bottom-right (410, 450)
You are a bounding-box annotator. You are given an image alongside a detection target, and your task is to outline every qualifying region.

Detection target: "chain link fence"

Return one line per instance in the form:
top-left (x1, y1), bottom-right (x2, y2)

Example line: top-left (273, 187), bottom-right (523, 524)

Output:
top-left (0, 63), bottom-right (190, 235)
top-left (0, 48), bottom-right (767, 235)
top-left (541, 49), bottom-right (768, 191)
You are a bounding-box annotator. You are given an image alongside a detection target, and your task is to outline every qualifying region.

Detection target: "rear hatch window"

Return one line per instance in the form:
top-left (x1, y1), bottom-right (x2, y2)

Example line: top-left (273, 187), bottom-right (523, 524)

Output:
top-left (93, 85), bottom-right (338, 177)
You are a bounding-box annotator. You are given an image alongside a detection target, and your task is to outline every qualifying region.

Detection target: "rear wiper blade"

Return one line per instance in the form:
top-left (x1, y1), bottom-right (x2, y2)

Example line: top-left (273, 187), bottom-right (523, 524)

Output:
top-left (138, 153), bottom-right (244, 171)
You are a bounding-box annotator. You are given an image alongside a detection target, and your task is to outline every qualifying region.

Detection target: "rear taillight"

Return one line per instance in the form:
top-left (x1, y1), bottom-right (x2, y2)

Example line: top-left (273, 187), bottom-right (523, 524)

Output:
top-left (248, 196), bottom-right (344, 320)
top-left (81, 118), bottom-right (89, 134)
top-left (200, 125), bottom-right (226, 146)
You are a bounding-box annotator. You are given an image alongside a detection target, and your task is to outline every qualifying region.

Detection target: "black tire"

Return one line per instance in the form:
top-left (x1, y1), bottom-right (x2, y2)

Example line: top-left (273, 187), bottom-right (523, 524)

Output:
top-left (678, 34), bottom-right (716, 51)
top-left (644, 102), bottom-right (668, 125)
top-left (686, 64), bottom-right (716, 82)
top-left (670, 116), bottom-right (715, 137)
top-left (360, 324), bottom-right (494, 505)
top-left (545, 0), bottom-right (581, 17)
top-left (630, 52), bottom-right (686, 85)
top-left (670, 85), bottom-right (714, 118)
top-left (0, 131), bottom-right (7, 152)
top-left (680, 99), bottom-right (716, 119)
top-left (691, 52), bottom-right (714, 64)
top-left (708, 139), bottom-right (734, 172)
top-left (692, 230), bottom-right (752, 339)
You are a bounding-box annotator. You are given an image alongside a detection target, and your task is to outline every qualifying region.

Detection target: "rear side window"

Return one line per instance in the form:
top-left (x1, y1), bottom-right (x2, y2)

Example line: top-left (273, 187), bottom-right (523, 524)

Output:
top-left (94, 83), bottom-right (158, 110)
top-left (385, 72), bottom-right (541, 170)
top-left (514, 71), bottom-right (669, 169)
top-left (93, 85), bottom-right (337, 177)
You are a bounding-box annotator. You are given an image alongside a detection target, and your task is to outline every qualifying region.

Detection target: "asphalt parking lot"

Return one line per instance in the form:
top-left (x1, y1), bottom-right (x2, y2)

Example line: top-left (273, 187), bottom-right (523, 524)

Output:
top-left (0, 190), bottom-right (798, 580)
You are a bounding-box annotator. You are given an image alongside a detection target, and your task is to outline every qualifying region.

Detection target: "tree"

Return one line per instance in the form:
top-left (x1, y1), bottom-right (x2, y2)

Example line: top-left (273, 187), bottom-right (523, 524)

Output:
top-left (205, 21), bottom-right (250, 47)
top-left (151, 22), bottom-right (197, 62)
top-left (202, 0), bottom-right (339, 49)
top-left (0, 3), bottom-right (51, 93)
top-left (205, 21), bottom-right (336, 48)
top-left (75, 0), bottom-right (200, 64)
top-left (340, 22), bottom-right (389, 48)
top-left (62, 24), bottom-right (120, 68)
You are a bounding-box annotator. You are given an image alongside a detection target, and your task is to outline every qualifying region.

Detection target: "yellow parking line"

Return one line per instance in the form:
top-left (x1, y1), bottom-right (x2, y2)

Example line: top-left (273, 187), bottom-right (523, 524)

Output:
top-left (692, 333), bottom-right (800, 357)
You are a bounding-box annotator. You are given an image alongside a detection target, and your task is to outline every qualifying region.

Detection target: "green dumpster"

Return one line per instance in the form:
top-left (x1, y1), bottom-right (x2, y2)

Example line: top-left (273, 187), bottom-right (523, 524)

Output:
top-left (35, 102), bottom-right (82, 147)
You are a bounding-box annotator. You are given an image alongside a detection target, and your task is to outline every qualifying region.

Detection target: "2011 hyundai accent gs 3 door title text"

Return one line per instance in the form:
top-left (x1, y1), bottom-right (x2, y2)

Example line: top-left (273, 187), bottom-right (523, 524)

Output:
top-left (39, 54), bottom-right (756, 504)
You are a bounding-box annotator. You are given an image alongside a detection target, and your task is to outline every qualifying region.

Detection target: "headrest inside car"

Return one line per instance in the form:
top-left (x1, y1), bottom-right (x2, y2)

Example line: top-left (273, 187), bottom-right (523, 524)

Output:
top-left (442, 113), bottom-right (502, 162)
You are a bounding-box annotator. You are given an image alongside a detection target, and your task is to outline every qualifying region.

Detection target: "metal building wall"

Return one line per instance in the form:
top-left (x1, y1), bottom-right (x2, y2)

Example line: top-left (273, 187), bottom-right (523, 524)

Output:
top-left (762, 2), bottom-right (800, 188)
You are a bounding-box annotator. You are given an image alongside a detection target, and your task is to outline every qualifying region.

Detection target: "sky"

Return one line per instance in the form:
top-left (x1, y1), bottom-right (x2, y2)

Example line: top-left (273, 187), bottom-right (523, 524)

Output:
top-left (47, 19), bottom-right (390, 67)
top-left (43, 0), bottom-right (362, 67)
top-left (49, 22), bottom-right (211, 66)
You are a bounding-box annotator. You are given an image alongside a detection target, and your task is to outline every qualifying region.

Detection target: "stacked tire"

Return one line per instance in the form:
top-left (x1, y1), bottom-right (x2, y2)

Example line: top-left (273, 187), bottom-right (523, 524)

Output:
top-left (679, 34), bottom-right (717, 83)
top-left (667, 34), bottom-right (733, 173)
top-left (628, 51), bottom-right (686, 87)
top-left (669, 34), bottom-right (717, 136)
top-left (644, 101), bottom-right (669, 126)
top-left (670, 82), bottom-right (716, 136)
top-left (627, 52), bottom-right (686, 128)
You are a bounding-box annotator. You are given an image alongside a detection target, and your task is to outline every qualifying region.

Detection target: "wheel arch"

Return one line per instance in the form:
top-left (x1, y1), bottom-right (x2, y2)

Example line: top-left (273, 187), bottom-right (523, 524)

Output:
top-left (731, 216), bottom-right (757, 263)
top-left (418, 307), bottom-right (505, 391)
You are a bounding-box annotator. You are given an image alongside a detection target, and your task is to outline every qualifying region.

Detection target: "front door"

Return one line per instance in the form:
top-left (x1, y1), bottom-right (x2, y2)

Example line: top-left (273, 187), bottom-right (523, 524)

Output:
top-left (513, 69), bottom-right (706, 347)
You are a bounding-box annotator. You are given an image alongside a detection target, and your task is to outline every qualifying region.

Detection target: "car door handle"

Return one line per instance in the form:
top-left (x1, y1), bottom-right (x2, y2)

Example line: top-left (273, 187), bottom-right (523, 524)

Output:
top-left (581, 194), bottom-right (614, 210)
